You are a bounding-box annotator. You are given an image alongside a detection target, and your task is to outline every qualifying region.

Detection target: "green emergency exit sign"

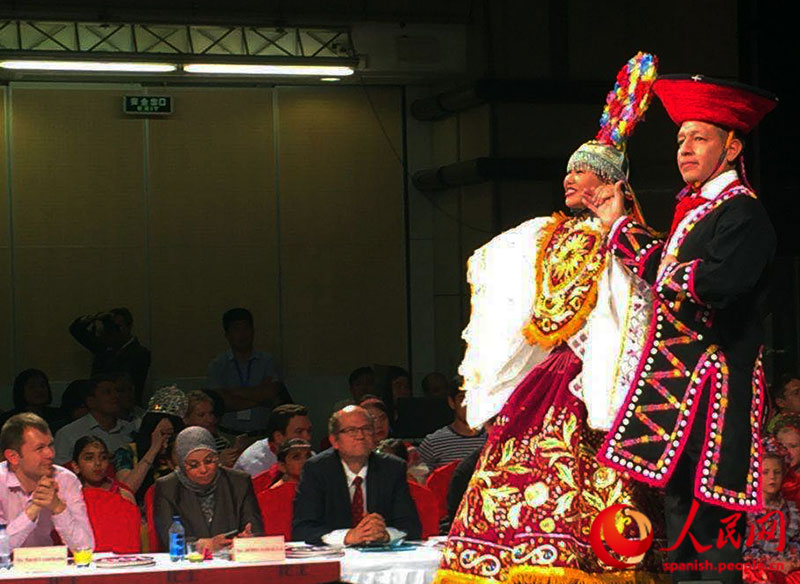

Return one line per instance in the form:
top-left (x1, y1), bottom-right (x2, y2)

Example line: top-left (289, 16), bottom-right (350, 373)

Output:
top-left (123, 96), bottom-right (173, 115)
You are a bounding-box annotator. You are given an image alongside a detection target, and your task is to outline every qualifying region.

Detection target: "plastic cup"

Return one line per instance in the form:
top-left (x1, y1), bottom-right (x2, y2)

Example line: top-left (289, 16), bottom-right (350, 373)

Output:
top-left (73, 548), bottom-right (93, 567)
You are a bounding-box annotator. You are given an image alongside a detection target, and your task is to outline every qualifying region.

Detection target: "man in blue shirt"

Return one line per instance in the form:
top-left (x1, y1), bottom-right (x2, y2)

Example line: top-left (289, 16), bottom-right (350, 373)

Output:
top-left (207, 308), bottom-right (291, 434)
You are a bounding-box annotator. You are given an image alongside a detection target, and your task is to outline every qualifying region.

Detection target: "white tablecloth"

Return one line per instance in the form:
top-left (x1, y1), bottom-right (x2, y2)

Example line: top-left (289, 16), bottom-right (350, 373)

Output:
top-left (0, 547), bottom-right (443, 584)
top-left (341, 546), bottom-right (442, 584)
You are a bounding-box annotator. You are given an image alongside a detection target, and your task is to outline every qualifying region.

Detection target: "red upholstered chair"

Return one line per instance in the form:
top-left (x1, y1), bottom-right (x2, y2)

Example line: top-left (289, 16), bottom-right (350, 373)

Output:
top-left (144, 484), bottom-right (160, 552)
top-left (256, 482), bottom-right (297, 541)
top-left (426, 460), bottom-right (460, 520)
top-left (252, 464), bottom-right (282, 494)
top-left (407, 481), bottom-right (439, 539)
top-left (83, 487), bottom-right (141, 553)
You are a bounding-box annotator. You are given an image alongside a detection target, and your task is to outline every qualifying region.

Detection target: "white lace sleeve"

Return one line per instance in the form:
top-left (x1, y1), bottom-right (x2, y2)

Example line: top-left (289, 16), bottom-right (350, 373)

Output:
top-left (459, 217), bottom-right (552, 428)
top-left (576, 255), bottom-right (652, 430)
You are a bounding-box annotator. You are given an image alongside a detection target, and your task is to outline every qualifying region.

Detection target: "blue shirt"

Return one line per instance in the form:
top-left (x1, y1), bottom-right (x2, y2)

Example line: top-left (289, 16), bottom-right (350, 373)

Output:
top-left (206, 350), bottom-right (280, 433)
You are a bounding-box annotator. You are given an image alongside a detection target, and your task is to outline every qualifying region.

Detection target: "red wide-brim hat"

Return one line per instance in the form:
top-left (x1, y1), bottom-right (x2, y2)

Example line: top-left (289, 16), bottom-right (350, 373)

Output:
top-left (653, 74), bottom-right (778, 134)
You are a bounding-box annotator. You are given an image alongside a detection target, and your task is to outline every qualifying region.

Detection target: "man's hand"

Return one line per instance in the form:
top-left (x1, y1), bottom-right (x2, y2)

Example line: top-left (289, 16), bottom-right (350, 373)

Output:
top-left (581, 180), bottom-right (628, 229)
top-left (31, 476), bottom-right (66, 515)
top-left (344, 513), bottom-right (389, 545)
top-left (25, 501), bottom-right (42, 521)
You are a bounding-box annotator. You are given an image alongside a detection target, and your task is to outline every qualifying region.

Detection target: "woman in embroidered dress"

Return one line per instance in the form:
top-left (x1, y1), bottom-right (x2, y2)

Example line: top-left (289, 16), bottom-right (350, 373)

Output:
top-left (435, 53), bottom-right (664, 584)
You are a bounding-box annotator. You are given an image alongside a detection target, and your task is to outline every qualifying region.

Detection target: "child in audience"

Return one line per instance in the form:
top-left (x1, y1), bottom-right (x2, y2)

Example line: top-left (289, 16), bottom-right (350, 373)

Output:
top-left (271, 438), bottom-right (312, 488)
top-left (743, 437), bottom-right (800, 582)
top-left (771, 413), bottom-right (800, 506)
top-left (72, 435), bottom-right (137, 506)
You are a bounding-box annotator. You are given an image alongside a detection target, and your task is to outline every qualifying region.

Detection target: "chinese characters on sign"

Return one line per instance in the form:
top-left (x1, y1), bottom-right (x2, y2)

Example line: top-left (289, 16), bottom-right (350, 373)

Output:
top-left (123, 96), bottom-right (172, 115)
top-left (661, 500), bottom-right (785, 553)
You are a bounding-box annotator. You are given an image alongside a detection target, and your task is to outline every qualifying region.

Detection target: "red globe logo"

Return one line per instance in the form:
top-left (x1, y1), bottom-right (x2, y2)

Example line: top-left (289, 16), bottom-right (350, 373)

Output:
top-left (589, 504), bottom-right (653, 569)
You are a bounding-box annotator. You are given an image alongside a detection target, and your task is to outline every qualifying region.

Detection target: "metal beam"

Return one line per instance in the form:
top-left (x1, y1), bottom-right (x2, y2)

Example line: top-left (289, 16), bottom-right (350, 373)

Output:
top-left (0, 20), bottom-right (356, 59)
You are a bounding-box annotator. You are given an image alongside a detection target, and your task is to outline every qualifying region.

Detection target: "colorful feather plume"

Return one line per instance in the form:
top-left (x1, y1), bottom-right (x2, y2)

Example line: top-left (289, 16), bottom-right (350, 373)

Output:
top-left (595, 52), bottom-right (659, 150)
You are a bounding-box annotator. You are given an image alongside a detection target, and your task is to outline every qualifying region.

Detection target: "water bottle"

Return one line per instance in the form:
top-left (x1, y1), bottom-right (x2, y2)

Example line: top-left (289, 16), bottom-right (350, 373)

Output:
top-left (0, 524), bottom-right (10, 569)
top-left (168, 515), bottom-right (185, 561)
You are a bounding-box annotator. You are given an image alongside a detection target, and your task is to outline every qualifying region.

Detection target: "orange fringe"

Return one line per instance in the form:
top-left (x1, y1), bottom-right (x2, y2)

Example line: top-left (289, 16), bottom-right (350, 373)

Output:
top-left (434, 567), bottom-right (670, 584)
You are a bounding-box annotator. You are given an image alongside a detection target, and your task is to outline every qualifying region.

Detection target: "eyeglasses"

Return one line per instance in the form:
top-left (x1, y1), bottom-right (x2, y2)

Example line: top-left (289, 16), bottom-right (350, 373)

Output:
top-left (338, 425), bottom-right (374, 437)
top-left (184, 454), bottom-right (219, 471)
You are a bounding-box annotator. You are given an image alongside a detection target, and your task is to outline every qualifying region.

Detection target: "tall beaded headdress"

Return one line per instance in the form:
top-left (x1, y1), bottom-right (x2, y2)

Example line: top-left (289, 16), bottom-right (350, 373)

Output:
top-left (567, 52), bottom-right (658, 223)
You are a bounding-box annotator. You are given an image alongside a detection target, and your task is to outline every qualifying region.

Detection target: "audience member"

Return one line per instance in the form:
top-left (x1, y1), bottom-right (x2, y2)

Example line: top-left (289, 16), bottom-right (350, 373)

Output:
top-left (183, 390), bottom-right (247, 468)
top-left (774, 414), bottom-right (800, 469)
top-left (54, 375), bottom-right (136, 465)
top-left (272, 438), bottom-right (312, 488)
top-left (770, 413), bottom-right (800, 507)
top-left (207, 308), bottom-right (292, 434)
top-left (113, 372), bottom-right (145, 428)
top-left (0, 369), bottom-right (67, 432)
top-left (382, 366), bottom-right (411, 423)
top-left (235, 404), bottom-right (312, 484)
top-left (74, 435), bottom-right (141, 553)
top-left (421, 372), bottom-right (450, 400)
top-left (69, 308), bottom-right (151, 403)
top-left (154, 427), bottom-right (264, 553)
top-left (418, 384), bottom-right (487, 469)
top-left (292, 405), bottom-right (421, 545)
top-left (769, 374), bottom-right (800, 432)
top-left (348, 367), bottom-right (376, 404)
top-left (360, 396), bottom-right (390, 442)
top-left (72, 436), bottom-right (136, 505)
top-left (60, 379), bottom-right (90, 422)
top-left (443, 416), bottom-right (495, 533)
top-left (743, 437), bottom-right (800, 579)
top-left (0, 413), bottom-right (94, 549)
top-left (115, 386), bottom-right (186, 503)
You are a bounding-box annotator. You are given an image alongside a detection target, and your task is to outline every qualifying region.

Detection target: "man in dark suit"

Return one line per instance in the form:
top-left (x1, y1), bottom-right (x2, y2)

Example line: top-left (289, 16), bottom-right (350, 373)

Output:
top-left (292, 405), bottom-right (421, 545)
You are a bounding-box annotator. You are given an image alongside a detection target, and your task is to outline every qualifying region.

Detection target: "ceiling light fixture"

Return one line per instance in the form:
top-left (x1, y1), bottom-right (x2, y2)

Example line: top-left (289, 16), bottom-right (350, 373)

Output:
top-left (184, 64), bottom-right (354, 76)
top-left (0, 60), bottom-right (177, 73)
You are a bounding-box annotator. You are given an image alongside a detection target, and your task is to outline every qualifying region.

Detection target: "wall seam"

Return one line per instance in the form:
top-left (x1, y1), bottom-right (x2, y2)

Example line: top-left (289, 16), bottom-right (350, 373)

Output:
top-left (142, 87), bottom-right (154, 376)
top-left (401, 87), bottom-right (413, 375)
top-left (272, 88), bottom-right (285, 371)
top-left (4, 86), bottom-right (18, 375)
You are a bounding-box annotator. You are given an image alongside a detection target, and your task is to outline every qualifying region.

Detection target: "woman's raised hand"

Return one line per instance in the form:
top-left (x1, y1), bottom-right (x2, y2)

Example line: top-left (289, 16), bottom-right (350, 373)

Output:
top-left (582, 180), bottom-right (627, 229)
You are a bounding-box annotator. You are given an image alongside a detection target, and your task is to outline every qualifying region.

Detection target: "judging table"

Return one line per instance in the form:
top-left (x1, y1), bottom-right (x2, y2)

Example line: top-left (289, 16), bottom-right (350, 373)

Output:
top-left (0, 546), bottom-right (443, 584)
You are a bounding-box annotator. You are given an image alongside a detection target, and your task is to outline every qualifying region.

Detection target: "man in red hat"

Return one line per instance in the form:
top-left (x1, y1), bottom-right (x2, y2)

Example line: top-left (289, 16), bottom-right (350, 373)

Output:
top-left (586, 75), bottom-right (777, 583)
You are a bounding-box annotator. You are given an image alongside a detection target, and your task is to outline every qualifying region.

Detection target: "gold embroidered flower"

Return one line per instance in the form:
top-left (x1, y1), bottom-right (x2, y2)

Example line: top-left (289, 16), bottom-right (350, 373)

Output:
top-left (539, 518), bottom-right (555, 533)
top-left (592, 467), bottom-right (617, 489)
top-left (551, 232), bottom-right (592, 282)
top-left (524, 482), bottom-right (549, 508)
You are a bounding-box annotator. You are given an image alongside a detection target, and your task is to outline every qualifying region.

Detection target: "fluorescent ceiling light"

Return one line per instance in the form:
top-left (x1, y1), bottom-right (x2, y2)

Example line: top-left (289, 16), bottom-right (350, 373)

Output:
top-left (0, 60), bottom-right (176, 72)
top-left (320, 77), bottom-right (341, 82)
top-left (184, 64), bottom-right (354, 76)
